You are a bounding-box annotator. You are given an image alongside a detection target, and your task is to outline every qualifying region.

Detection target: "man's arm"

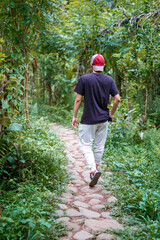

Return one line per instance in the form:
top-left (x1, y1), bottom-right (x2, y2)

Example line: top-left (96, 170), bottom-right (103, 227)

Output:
top-left (72, 94), bottom-right (82, 128)
top-left (110, 94), bottom-right (120, 118)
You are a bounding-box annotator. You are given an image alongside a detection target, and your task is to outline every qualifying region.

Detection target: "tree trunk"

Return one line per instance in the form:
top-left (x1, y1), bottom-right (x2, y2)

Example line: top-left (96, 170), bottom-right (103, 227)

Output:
top-left (116, 74), bottom-right (122, 95)
top-left (114, 65), bottom-right (122, 95)
top-left (144, 85), bottom-right (148, 117)
top-left (0, 73), bottom-right (9, 135)
top-left (76, 56), bottom-right (82, 81)
top-left (30, 73), bottom-right (35, 96)
top-left (24, 64), bottom-right (29, 124)
top-left (0, 74), bottom-right (5, 97)
top-left (48, 82), bottom-right (52, 105)
top-left (43, 78), bottom-right (46, 104)
top-left (126, 80), bottom-right (132, 129)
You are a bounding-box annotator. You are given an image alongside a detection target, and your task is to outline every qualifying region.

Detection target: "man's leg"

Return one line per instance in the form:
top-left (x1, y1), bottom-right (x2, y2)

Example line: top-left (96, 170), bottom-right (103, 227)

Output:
top-left (94, 121), bottom-right (108, 168)
top-left (79, 123), bottom-right (96, 173)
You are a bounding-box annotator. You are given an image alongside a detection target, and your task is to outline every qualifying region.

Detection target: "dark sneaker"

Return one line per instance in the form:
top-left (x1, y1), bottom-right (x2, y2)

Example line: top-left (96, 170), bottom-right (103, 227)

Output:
top-left (89, 171), bottom-right (101, 187)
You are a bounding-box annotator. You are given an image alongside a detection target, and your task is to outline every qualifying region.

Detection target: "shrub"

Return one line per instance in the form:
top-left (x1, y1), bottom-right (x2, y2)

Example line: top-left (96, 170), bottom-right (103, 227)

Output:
top-left (103, 122), bottom-right (160, 239)
top-left (1, 184), bottom-right (66, 240)
top-left (0, 117), bottom-right (68, 239)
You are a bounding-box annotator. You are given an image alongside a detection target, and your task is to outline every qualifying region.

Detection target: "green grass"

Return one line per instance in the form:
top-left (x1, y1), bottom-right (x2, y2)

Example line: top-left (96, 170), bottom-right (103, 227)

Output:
top-left (33, 101), bottom-right (83, 129)
top-left (102, 122), bottom-right (160, 239)
top-left (0, 117), bottom-right (68, 239)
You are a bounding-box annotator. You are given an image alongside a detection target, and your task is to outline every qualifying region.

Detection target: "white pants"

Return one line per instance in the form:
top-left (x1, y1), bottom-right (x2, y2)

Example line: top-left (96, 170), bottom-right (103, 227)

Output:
top-left (79, 121), bottom-right (108, 172)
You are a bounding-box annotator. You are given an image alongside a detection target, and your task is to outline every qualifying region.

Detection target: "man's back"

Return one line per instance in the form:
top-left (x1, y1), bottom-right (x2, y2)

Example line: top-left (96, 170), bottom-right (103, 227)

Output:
top-left (74, 73), bottom-right (119, 124)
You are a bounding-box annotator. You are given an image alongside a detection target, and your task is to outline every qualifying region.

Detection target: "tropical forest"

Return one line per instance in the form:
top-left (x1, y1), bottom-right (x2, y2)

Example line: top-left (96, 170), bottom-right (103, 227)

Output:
top-left (0, 0), bottom-right (160, 239)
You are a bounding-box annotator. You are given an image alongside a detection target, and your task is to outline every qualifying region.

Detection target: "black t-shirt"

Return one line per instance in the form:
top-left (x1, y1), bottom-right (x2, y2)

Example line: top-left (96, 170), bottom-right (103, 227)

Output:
top-left (74, 73), bottom-right (119, 125)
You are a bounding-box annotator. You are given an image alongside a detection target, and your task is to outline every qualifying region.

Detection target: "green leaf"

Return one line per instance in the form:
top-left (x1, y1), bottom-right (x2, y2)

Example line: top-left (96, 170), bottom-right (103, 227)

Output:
top-left (12, 164), bottom-right (17, 169)
top-left (30, 103), bottom-right (38, 114)
top-left (2, 99), bottom-right (9, 109)
top-left (112, 53), bottom-right (120, 58)
top-left (7, 156), bottom-right (14, 163)
top-left (28, 221), bottom-right (36, 228)
top-left (7, 123), bottom-right (23, 131)
top-left (0, 116), bottom-right (11, 127)
top-left (1, 217), bottom-right (14, 223)
top-left (20, 159), bottom-right (25, 163)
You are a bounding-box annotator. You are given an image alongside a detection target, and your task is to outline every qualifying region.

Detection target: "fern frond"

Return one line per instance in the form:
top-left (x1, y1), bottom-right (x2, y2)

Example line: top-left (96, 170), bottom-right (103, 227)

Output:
top-left (0, 140), bottom-right (7, 176)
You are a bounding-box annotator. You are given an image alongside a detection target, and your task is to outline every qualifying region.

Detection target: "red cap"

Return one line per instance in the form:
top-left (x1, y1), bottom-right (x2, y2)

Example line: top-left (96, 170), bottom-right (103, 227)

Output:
top-left (91, 54), bottom-right (105, 71)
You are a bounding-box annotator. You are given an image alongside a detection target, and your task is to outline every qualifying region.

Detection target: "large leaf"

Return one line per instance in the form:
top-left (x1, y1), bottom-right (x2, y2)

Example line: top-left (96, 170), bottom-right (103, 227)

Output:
top-left (7, 123), bottom-right (23, 131)
top-left (0, 116), bottom-right (11, 127)
top-left (1, 99), bottom-right (9, 109)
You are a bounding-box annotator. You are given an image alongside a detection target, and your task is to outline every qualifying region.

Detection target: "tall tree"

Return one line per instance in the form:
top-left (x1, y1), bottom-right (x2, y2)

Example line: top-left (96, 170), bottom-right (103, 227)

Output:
top-left (0, 0), bottom-right (61, 123)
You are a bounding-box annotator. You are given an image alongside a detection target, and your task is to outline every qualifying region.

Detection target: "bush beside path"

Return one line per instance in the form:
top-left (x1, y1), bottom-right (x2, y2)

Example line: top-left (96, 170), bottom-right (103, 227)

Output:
top-left (51, 124), bottom-right (124, 240)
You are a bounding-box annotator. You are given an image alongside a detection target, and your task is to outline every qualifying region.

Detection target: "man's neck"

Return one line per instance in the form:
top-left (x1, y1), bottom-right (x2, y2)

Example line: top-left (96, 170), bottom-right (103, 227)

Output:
top-left (93, 70), bottom-right (102, 73)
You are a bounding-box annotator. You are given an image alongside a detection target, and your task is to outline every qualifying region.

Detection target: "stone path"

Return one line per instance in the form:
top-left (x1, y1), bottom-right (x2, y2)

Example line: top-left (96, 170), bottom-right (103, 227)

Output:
top-left (51, 124), bottom-right (124, 240)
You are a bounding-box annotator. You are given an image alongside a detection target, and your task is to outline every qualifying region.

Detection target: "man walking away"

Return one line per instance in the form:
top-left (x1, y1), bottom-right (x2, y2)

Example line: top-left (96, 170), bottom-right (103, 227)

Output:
top-left (72, 54), bottom-right (120, 187)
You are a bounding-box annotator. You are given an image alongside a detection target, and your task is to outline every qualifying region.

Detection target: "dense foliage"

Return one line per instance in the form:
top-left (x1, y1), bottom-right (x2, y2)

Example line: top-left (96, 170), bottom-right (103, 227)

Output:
top-left (0, 0), bottom-right (160, 239)
top-left (103, 103), bottom-right (160, 239)
top-left (0, 118), bottom-right (68, 239)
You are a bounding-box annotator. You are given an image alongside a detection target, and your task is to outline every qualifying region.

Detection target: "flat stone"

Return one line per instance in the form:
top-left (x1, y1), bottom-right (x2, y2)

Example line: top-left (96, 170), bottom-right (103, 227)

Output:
top-left (58, 204), bottom-right (68, 210)
top-left (71, 175), bottom-right (82, 180)
top-left (73, 201), bottom-right (89, 208)
top-left (74, 165), bottom-right (82, 169)
top-left (88, 199), bottom-right (101, 205)
top-left (68, 231), bottom-right (73, 238)
top-left (81, 185), bottom-right (103, 193)
top-left (67, 186), bottom-right (78, 193)
top-left (68, 163), bottom-right (73, 167)
top-left (102, 190), bottom-right (110, 195)
top-left (85, 194), bottom-right (103, 199)
top-left (74, 196), bottom-right (85, 201)
top-left (81, 170), bottom-right (90, 182)
top-left (97, 233), bottom-right (115, 240)
top-left (66, 145), bottom-right (76, 150)
top-left (74, 157), bottom-right (84, 162)
top-left (74, 162), bottom-right (85, 166)
top-left (68, 158), bottom-right (75, 162)
top-left (62, 192), bottom-right (74, 199)
top-left (92, 204), bottom-right (105, 210)
top-left (74, 154), bottom-right (84, 158)
top-left (58, 237), bottom-right (70, 240)
top-left (79, 207), bottom-right (100, 218)
top-left (101, 212), bottom-right (112, 219)
top-left (60, 197), bottom-right (72, 203)
top-left (57, 217), bottom-right (70, 223)
top-left (54, 210), bottom-right (64, 217)
top-left (74, 218), bottom-right (84, 224)
top-left (66, 209), bottom-right (83, 217)
top-left (72, 180), bottom-right (86, 185)
top-left (73, 230), bottom-right (93, 240)
top-left (66, 221), bottom-right (81, 231)
top-left (85, 219), bottom-right (124, 231)
top-left (108, 196), bottom-right (118, 203)
top-left (75, 168), bottom-right (83, 173)
top-left (68, 169), bottom-right (77, 174)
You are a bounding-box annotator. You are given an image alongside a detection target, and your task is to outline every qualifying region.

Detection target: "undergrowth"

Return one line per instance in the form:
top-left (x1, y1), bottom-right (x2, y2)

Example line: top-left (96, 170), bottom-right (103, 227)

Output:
top-left (103, 116), bottom-right (160, 239)
top-left (0, 117), bottom-right (68, 239)
top-left (32, 96), bottom-right (83, 128)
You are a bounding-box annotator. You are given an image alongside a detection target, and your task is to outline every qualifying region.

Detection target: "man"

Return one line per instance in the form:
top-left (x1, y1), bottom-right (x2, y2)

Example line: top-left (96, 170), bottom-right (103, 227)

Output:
top-left (72, 54), bottom-right (120, 187)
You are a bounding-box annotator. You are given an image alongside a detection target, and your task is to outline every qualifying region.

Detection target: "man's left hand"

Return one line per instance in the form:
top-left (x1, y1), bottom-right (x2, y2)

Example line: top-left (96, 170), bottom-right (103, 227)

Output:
top-left (72, 117), bottom-right (78, 129)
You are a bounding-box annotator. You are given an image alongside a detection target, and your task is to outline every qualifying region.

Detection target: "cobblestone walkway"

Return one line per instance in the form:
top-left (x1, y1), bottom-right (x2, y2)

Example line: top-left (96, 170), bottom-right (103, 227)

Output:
top-left (51, 124), bottom-right (124, 240)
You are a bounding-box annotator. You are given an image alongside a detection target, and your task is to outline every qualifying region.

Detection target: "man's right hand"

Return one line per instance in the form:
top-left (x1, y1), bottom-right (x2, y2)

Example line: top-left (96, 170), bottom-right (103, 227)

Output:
top-left (109, 94), bottom-right (120, 118)
top-left (109, 111), bottom-right (114, 119)
top-left (72, 117), bottom-right (78, 129)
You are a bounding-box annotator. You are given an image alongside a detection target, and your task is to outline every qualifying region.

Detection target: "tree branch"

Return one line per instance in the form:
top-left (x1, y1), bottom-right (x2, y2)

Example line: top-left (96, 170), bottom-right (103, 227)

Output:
top-left (100, 9), bottom-right (160, 35)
